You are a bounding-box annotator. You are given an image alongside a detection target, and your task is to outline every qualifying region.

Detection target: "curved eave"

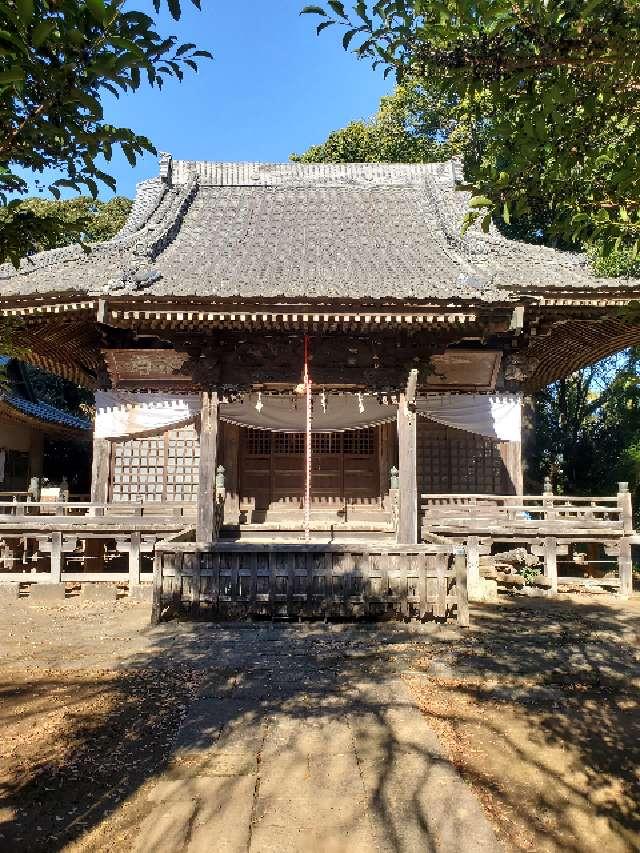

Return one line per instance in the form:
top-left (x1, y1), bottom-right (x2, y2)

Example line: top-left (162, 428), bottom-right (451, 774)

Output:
top-left (0, 398), bottom-right (92, 439)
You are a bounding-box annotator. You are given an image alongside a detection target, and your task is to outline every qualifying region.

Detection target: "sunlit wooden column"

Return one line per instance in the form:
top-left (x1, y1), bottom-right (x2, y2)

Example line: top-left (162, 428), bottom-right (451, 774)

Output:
top-left (90, 436), bottom-right (111, 505)
top-left (196, 391), bottom-right (219, 542)
top-left (397, 389), bottom-right (418, 544)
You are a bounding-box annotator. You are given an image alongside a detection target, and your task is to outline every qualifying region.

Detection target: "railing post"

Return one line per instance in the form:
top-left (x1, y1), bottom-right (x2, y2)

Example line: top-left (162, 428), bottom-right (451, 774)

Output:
top-left (434, 552), bottom-right (447, 620)
top-left (128, 531), bottom-right (141, 588)
top-left (617, 482), bottom-right (633, 535)
top-left (619, 539), bottom-right (633, 598)
top-left (466, 536), bottom-right (481, 600)
top-left (543, 477), bottom-right (555, 524)
top-left (50, 531), bottom-right (62, 584)
top-left (388, 465), bottom-right (400, 534)
top-left (616, 483), bottom-right (634, 598)
top-left (455, 547), bottom-right (469, 627)
top-left (543, 536), bottom-right (557, 594)
top-left (151, 552), bottom-right (163, 625)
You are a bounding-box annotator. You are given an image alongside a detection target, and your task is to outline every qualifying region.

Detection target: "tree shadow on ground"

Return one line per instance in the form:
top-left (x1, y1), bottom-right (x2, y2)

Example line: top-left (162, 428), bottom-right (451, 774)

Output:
top-left (0, 595), bottom-right (638, 852)
top-left (405, 595), bottom-right (640, 852)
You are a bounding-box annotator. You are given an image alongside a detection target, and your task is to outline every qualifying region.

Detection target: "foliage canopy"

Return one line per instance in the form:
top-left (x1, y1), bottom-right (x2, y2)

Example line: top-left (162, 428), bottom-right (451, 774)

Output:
top-left (302, 1), bottom-right (640, 256)
top-left (0, 0), bottom-right (211, 265)
top-left (291, 83), bottom-right (459, 164)
top-left (0, 194), bottom-right (132, 262)
top-left (530, 349), bottom-right (640, 515)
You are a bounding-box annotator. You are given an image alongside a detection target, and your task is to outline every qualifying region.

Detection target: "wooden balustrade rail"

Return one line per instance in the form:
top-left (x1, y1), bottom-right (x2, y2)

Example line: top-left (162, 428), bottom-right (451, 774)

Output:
top-left (0, 500), bottom-right (196, 519)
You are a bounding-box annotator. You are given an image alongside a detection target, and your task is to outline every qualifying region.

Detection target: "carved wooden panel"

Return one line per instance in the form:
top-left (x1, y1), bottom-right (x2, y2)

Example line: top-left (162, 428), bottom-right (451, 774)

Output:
top-left (426, 351), bottom-right (501, 391)
top-left (103, 349), bottom-right (192, 387)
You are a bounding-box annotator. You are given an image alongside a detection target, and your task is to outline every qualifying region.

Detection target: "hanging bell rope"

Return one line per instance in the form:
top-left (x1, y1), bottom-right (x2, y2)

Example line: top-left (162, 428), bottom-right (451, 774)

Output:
top-left (304, 334), bottom-right (312, 543)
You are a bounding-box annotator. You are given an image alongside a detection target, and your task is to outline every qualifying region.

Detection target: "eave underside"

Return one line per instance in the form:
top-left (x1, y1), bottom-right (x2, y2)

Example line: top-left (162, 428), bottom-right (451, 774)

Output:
top-left (3, 297), bottom-right (640, 393)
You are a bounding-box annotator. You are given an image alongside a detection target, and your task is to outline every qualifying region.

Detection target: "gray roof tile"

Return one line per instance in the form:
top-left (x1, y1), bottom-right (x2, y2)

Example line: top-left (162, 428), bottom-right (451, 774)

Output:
top-left (1, 158), bottom-right (638, 303)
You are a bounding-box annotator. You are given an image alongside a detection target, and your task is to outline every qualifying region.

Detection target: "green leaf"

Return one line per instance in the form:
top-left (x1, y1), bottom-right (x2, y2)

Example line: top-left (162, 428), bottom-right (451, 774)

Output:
top-left (176, 42), bottom-right (197, 56)
top-left (480, 213), bottom-right (492, 233)
top-left (469, 195), bottom-right (493, 208)
top-left (581, 0), bottom-right (604, 18)
top-left (0, 68), bottom-right (25, 84)
top-left (503, 201), bottom-right (510, 224)
top-left (343, 29), bottom-right (356, 50)
top-left (31, 20), bottom-right (56, 48)
top-left (86, 0), bottom-right (106, 23)
top-left (167, 0), bottom-right (181, 20)
top-left (301, 6), bottom-right (328, 16)
top-left (15, 0), bottom-right (33, 24)
top-left (317, 20), bottom-right (335, 34)
top-left (328, 0), bottom-right (347, 18)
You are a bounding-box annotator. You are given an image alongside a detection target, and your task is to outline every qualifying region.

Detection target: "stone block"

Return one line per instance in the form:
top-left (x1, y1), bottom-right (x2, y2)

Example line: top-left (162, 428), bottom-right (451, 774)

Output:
top-left (0, 582), bottom-right (19, 600)
top-left (129, 584), bottom-right (153, 602)
top-left (469, 578), bottom-right (499, 603)
top-left (80, 583), bottom-right (118, 603)
top-left (133, 800), bottom-right (197, 853)
top-left (28, 583), bottom-right (66, 604)
top-left (530, 574), bottom-right (553, 589)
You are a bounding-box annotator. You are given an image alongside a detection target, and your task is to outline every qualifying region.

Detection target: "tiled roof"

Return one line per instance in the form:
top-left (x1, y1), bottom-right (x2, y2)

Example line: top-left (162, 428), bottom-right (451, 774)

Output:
top-left (0, 357), bottom-right (91, 431)
top-left (1, 157), bottom-right (638, 304)
top-left (3, 393), bottom-right (91, 431)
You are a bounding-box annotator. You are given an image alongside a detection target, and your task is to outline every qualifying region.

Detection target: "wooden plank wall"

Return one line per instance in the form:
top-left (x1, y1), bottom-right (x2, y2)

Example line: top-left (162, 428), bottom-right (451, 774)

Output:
top-left (152, 544), bottom-right (469, 625)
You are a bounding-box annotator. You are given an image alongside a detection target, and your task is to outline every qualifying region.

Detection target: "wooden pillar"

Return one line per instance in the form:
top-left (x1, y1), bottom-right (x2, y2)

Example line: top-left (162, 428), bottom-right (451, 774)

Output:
top-left (617, 483), bottom-right (633, 597)
top-left (619, 539), bottom-right (633, 598)
top-left (196, 392), bottom-right (219, 542)
top-left (128, 531), bottom-right (141, 588)
top-left (221, 422), bottom-right (241, 525)
top-left (90, 437), bottom-right (111, 505)
top-left (499, 440), bottom-right (523, 496)
top-left (543, 536), bottom-right (557, 594)
top-left (397, 393), bottom-right (418, 544)
top-left (466, 536), bottom-right (481, 600)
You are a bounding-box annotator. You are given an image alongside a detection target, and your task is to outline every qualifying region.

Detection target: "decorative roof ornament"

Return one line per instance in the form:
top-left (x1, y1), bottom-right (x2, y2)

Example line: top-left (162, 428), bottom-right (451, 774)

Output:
top-left (159, 152), bottom-right (173, 184)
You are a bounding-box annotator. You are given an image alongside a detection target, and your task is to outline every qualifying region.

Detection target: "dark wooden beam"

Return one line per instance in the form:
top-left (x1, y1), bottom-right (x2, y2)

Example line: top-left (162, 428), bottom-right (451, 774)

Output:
top-left (196, 391), bottom-right (219, 542)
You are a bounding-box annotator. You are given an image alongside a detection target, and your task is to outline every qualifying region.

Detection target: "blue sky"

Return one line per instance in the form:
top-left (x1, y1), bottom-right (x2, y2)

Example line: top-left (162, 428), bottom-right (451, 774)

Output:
top-left (24, 1), bottom-right (392, 200)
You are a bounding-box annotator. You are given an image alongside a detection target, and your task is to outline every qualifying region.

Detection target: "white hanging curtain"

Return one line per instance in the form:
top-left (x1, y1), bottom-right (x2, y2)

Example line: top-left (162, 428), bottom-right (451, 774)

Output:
top-left (415, 393), bottom-right (522, 442)
top-left (95, 391), bottom-right (201, 439)
top-left (94, 390), bottom-right (521, 442)
top-left (219, 394), bottom-right (397, 432)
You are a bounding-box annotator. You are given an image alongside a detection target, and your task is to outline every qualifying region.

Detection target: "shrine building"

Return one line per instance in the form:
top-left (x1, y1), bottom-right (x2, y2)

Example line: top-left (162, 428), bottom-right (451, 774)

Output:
top-left (1, 156), bottom-right (638, 619)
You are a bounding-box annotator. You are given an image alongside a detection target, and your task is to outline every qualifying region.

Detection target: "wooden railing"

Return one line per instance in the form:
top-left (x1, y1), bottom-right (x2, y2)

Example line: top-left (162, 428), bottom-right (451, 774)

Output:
top-left (152, 541), bottom-right (469, 626)
top-left (421, 493), bottom-right (628, 534)
top-left (420, 486), bottom-right (634, 598)
top-left (0, 500), bottom-right (196, 519)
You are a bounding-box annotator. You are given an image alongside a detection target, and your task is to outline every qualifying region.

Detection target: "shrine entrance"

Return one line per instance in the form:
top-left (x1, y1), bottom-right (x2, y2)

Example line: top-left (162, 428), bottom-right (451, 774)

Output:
top-left (239, 426), bottom-right (381, 517)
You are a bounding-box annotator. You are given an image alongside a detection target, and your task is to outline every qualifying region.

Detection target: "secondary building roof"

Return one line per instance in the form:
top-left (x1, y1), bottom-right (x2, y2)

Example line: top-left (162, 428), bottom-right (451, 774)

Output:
top-left (2, 156), bottom-right (638, 305)
top-left (0, 356), bottom-right (91, 435)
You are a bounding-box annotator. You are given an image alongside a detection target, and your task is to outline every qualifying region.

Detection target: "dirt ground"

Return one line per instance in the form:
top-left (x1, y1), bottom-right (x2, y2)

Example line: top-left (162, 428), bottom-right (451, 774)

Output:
top-left (404, 594), bottom-right (640, 853)
top-left (0, 592), bottom-right (638, 852)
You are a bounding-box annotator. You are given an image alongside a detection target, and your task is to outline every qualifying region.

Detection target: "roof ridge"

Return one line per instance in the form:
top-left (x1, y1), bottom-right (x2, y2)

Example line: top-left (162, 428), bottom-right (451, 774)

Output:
top-left (168, 158), bottom-right (455, 188)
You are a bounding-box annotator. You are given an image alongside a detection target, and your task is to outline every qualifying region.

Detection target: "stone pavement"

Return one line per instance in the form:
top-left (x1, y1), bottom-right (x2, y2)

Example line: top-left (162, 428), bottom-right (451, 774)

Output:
top-left (132, 624), bottom-right (499, 853)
